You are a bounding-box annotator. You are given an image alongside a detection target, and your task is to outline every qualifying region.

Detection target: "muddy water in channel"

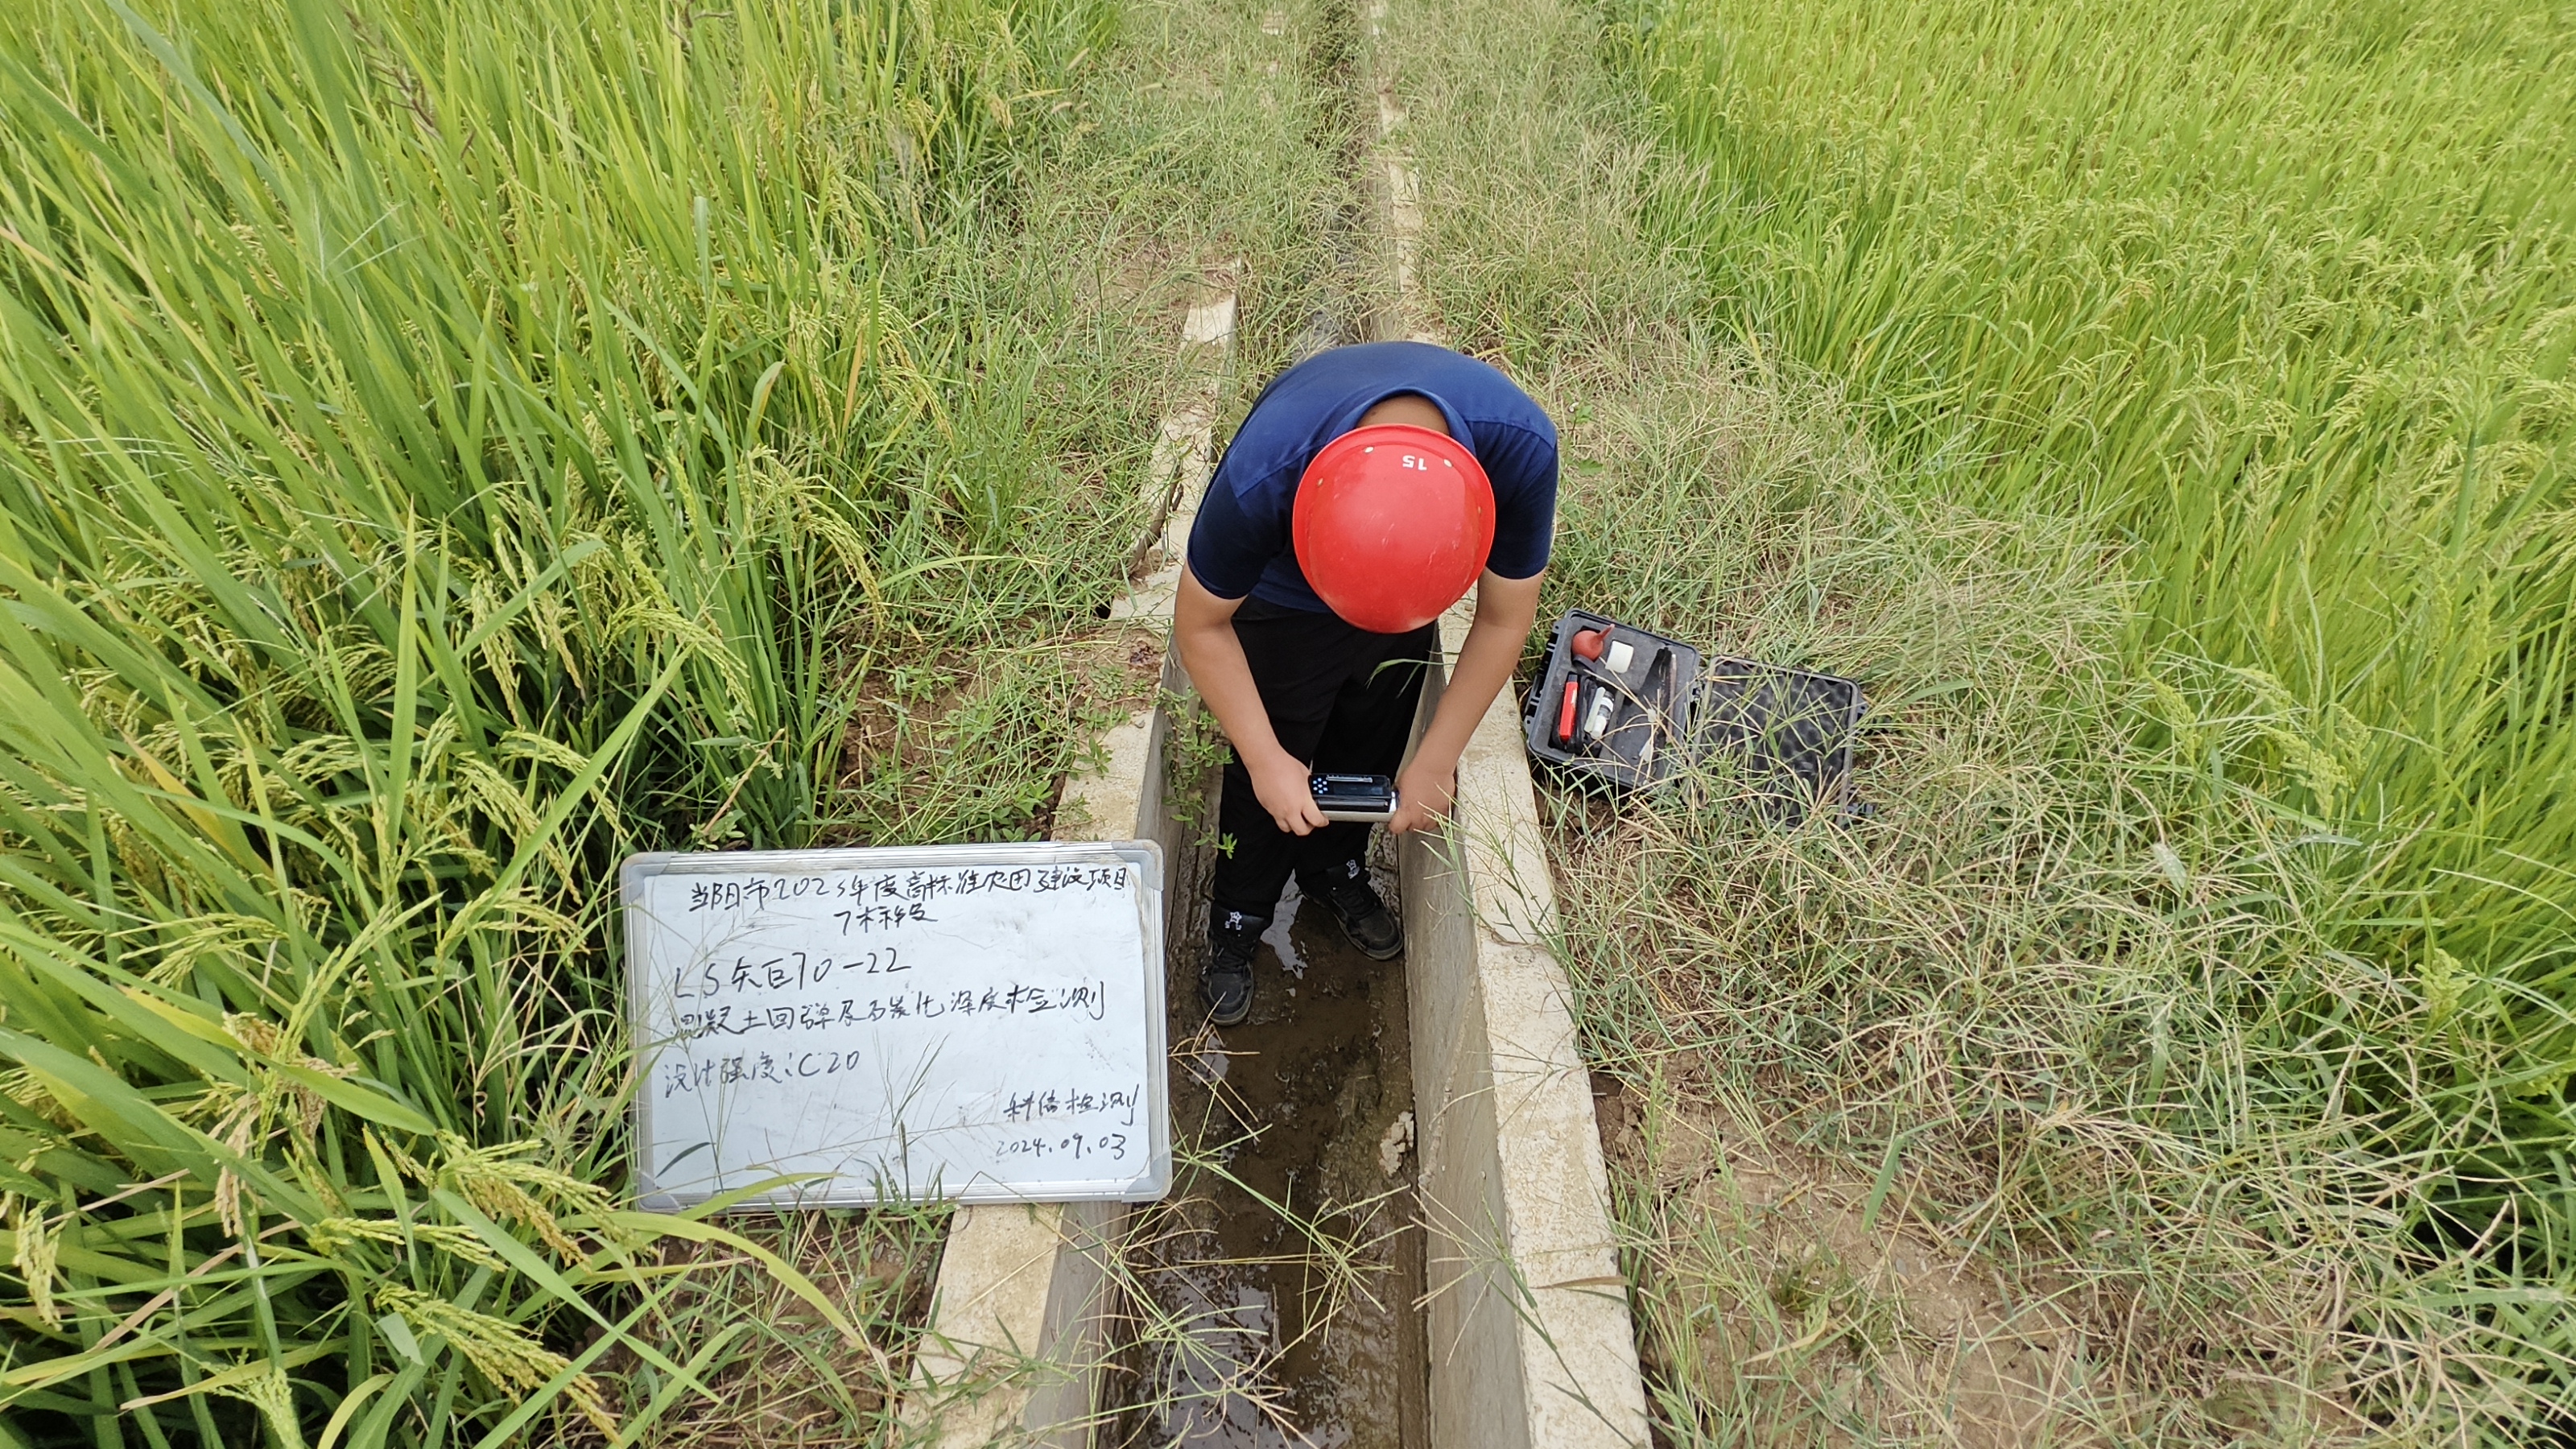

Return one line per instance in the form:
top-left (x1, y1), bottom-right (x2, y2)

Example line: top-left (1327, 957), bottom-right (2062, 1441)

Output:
top-left (1102, 830), bottom-right (1428, 1448)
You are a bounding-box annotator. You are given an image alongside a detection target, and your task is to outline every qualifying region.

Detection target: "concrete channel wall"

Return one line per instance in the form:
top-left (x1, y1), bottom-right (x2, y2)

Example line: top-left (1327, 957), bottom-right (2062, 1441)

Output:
top-left (1397, 620), bottom-right (1653, 1449)
top-left (1364, 0), bottom-right (1650, 1435)
top-left (901, 0), bottom-right (1653, 1430)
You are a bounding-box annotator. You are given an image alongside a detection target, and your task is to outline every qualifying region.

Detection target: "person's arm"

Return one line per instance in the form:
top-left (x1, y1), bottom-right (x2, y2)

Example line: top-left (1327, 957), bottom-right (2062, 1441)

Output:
top-left (1174, 567), bottom-right (1331, 836)
top-left (1389, 568), bottom-right (1542, 835)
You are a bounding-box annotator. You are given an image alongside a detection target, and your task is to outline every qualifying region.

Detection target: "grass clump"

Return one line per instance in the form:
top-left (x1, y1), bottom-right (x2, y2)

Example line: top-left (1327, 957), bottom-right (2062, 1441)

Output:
top-left (0, 0), bottom-right (1176, 1440)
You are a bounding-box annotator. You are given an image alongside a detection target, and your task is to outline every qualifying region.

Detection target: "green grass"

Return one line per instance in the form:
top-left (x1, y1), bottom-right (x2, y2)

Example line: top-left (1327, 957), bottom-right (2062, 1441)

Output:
top-left (1617, 0), bottom-right (2576, 1141)
top-left (1592, 0), bottom-right (2576, 1431)
top-left (0, 0), bottom-right (1166, 1440)
top-left (1372, 0), bottom-right (2576, 1437)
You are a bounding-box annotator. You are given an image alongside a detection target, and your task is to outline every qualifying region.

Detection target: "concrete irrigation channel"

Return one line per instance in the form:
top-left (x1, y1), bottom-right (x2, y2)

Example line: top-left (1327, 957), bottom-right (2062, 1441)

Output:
top-left (897, 5), bottom-right (1650, 1446)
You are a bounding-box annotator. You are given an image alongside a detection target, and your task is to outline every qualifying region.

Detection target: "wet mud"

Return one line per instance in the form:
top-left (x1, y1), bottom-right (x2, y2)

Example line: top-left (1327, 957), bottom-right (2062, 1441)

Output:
top-left (1101, 827), bottom-right (1427, 1448)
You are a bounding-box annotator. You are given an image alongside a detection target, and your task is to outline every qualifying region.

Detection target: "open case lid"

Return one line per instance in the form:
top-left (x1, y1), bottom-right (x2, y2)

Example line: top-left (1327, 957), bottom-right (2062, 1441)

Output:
top-left (1687, 655), bottom-right (1868, 820)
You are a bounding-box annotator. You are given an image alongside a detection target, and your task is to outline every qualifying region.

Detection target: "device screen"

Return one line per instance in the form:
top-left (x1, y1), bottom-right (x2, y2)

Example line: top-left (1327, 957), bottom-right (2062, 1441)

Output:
top-left (1310, 773), bottom-right (1397, 819)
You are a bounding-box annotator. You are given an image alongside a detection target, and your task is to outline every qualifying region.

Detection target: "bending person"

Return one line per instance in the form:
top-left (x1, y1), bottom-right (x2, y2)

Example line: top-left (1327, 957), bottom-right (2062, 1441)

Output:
top-left (1174, 340), bottom-right (1556, 1026)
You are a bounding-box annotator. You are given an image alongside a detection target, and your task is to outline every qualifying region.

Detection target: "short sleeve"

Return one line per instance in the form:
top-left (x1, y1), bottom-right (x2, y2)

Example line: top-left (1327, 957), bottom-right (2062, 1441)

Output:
top-left (1184, 469), bottom-right (1290, 601)
top-left (1476, 423), bottom-right (1558, 580)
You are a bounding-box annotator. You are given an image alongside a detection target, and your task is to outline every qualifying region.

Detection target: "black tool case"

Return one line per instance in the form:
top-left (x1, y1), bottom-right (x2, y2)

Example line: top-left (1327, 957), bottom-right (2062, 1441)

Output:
top-left (1520, 609), bottom-right (1869, 819)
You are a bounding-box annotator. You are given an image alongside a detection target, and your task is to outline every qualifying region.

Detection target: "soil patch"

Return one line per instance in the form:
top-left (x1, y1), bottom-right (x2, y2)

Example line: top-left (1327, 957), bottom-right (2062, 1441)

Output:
top-left (1597, 1080), bottom-right (2087, 1447)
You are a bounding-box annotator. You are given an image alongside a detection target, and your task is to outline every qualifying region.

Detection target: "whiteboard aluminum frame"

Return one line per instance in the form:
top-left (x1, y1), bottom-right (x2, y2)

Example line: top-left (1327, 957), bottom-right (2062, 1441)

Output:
top-left (622, 840), bottom-right (1169, 1212)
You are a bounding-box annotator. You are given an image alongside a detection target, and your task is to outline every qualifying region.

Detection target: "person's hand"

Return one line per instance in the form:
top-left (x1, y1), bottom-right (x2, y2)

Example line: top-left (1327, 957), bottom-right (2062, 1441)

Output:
top-left (1389, 758), bottom-right (1457, 835)
top-left (1249, 749), bottom-right (1328, 836)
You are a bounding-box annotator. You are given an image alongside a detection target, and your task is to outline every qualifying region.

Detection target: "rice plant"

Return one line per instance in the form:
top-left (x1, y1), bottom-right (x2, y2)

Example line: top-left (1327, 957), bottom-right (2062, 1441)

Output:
top-left (0, 0), bottom-right (1114, 1440)
top-left (1617, 0), bottom-right (2576, 1386)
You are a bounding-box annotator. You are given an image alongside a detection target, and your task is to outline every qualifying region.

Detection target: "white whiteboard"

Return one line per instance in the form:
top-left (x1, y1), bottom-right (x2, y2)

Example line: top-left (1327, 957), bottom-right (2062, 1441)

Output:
top-left (621, 842), bottom-right (1169, 1209)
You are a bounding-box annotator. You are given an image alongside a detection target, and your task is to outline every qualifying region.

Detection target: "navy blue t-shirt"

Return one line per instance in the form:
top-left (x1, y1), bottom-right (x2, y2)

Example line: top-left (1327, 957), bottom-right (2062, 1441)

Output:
top-left (1187, 341), bottom-right (1557, 616)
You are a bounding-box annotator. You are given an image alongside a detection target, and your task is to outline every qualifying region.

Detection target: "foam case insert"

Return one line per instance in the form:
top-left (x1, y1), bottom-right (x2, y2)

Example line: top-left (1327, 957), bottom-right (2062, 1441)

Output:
top-left (1519, 609), bottom-right (1868, 819)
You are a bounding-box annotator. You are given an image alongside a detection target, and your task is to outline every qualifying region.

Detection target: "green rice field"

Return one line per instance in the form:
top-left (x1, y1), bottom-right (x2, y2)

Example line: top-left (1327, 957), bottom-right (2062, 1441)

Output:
top-left (1632, 0), bottom-right (2576, 1064)
top-left (0, 0), bottom-right (1141, 1439)
top-left (1629, 0), bottom-right (2576, 1084)
top-left (1604, 0), bottom-right (2576, 1433)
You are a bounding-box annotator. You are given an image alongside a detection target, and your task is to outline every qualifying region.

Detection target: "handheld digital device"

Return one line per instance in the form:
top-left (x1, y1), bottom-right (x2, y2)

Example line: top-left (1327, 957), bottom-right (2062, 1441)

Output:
top-left (1310, 772), bottom-right (1398, 823)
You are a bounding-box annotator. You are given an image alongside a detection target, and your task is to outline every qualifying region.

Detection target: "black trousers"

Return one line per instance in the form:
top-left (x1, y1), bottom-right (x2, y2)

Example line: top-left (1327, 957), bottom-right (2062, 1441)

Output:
top-left (1208, 599), bottom-right (1436, 928)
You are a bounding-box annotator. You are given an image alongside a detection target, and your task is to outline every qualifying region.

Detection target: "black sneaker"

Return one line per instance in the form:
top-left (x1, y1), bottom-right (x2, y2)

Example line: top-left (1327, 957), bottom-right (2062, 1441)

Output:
top-left (1200, 910), bottom-right (1263, 1026)
top-left (1309, 861), bottom-right (1403, 960)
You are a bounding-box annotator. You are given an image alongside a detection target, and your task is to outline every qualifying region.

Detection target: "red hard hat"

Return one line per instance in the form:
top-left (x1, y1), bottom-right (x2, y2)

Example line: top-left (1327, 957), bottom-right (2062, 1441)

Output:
top-left (1292, 424), bottom-right (1495, 634)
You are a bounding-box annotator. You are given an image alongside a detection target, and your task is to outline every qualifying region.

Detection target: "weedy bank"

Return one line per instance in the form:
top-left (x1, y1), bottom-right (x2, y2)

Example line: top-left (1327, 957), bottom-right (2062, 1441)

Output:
top-left (1378, 0), bottom-right (2576, 1439)
top-left (0, 0), bottom-right (1253, 1440)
